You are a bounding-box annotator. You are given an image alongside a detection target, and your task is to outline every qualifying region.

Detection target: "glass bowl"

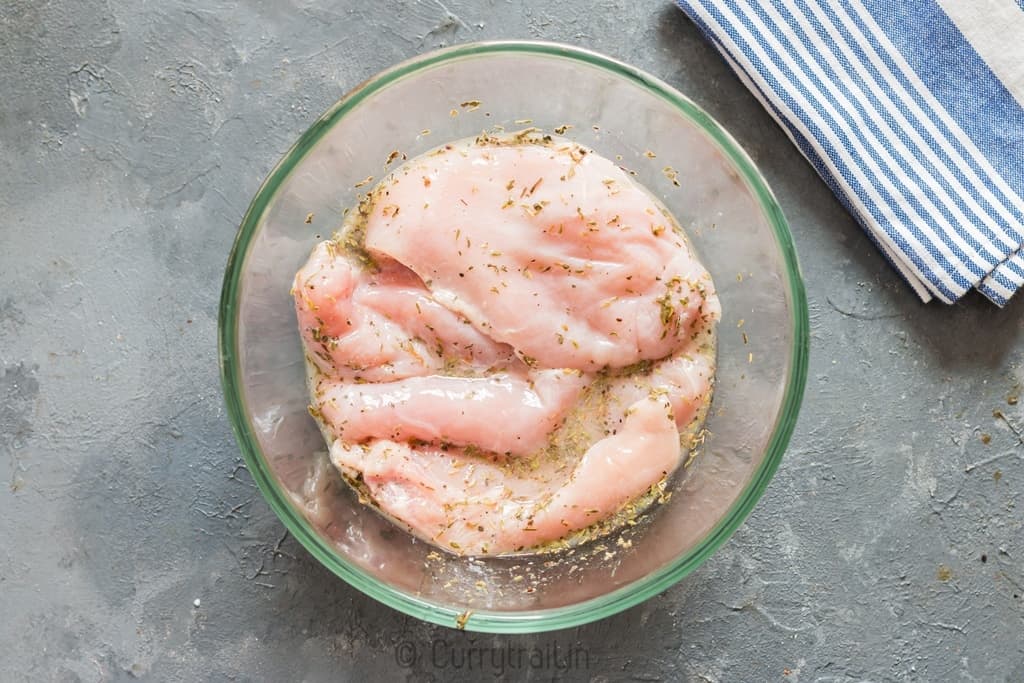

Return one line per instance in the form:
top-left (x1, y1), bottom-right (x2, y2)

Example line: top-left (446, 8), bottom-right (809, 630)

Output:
top-left (219, 41), bottom-right (808, 633)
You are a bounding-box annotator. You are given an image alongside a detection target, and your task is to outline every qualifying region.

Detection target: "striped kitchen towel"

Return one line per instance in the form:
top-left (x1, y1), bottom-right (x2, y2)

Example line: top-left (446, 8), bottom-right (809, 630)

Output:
top-left (675, 0), bottom-right (1024, 305)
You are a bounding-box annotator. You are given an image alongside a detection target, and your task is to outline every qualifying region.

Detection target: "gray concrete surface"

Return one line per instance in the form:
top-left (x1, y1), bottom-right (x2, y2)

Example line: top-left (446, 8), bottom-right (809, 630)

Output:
top-left (2, 1), bottom-right (1022, 680)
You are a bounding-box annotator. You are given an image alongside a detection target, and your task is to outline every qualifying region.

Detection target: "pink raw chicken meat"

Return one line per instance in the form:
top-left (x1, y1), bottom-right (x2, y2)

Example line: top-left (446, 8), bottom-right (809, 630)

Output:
top-left (293, 241), bottom-right (522, 381)
top-left (314, 369), bottom-right (587, 456)
top-left (330, 396), bottom-right (681, 555)
top-left (606, 351), bottom-right (715, 432)
top-left (294, 137), bottom-right (720, 556)
top-left (364, 142), bottom-right (720, 371)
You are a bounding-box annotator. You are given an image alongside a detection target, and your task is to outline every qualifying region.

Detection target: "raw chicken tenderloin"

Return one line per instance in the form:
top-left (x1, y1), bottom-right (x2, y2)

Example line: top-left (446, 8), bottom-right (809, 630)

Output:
top-left (606, 351), bottom-right (715, 432)
top-left (315, 368), bottom-right (587, 456)
top-left (523, 396), bottom-right (681, 544)
top-left (293, 241), bottom-right (520, 381)
top-left (364, 141), bottom-right (719, 371)
top-left (330, 395), bottom-right (679, 555)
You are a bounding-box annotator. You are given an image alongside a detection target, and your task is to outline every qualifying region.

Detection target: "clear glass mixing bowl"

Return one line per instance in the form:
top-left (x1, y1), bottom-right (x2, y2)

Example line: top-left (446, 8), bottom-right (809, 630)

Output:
top-left (219, 41), bottom-right (809, 633)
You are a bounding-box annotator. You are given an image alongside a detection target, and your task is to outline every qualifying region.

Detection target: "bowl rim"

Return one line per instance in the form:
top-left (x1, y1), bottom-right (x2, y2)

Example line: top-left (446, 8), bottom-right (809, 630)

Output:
top-left (219, 39), bottom-right (810, 633)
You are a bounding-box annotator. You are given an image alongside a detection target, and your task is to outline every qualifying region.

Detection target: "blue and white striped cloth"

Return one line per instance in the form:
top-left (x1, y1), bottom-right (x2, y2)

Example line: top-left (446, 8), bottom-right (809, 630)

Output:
top-left (676, 0), bottom-right (1024, 305)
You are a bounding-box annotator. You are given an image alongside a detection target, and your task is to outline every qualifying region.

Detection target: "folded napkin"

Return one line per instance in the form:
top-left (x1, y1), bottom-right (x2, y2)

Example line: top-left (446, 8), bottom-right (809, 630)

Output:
top-left (676, 0), bottom-right (1024, 305)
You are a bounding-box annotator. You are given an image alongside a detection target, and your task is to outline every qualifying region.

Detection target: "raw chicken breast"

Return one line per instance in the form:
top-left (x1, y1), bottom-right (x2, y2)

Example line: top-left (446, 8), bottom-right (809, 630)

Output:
top-left (523, 396), bottom-right (681, 546)
top-left (364, 141), bottom-right (719, 371)
top-left (295, 134), bottom-right (720, 557)
top-left (314, 369), bottom-right (586, 456)
top-left (330, 396), bottom-right (680, 555)
top-left (293, 241), bottom-right (520, 381)
top-left (605, 351), bottom-right (715, 432)
top-left (331, 439), bottom-right (535, 555)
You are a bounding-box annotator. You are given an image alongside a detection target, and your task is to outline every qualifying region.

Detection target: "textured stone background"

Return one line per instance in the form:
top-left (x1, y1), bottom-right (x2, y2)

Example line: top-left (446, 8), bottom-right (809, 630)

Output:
top-left (2, 1), bottom-right (1022, 680)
